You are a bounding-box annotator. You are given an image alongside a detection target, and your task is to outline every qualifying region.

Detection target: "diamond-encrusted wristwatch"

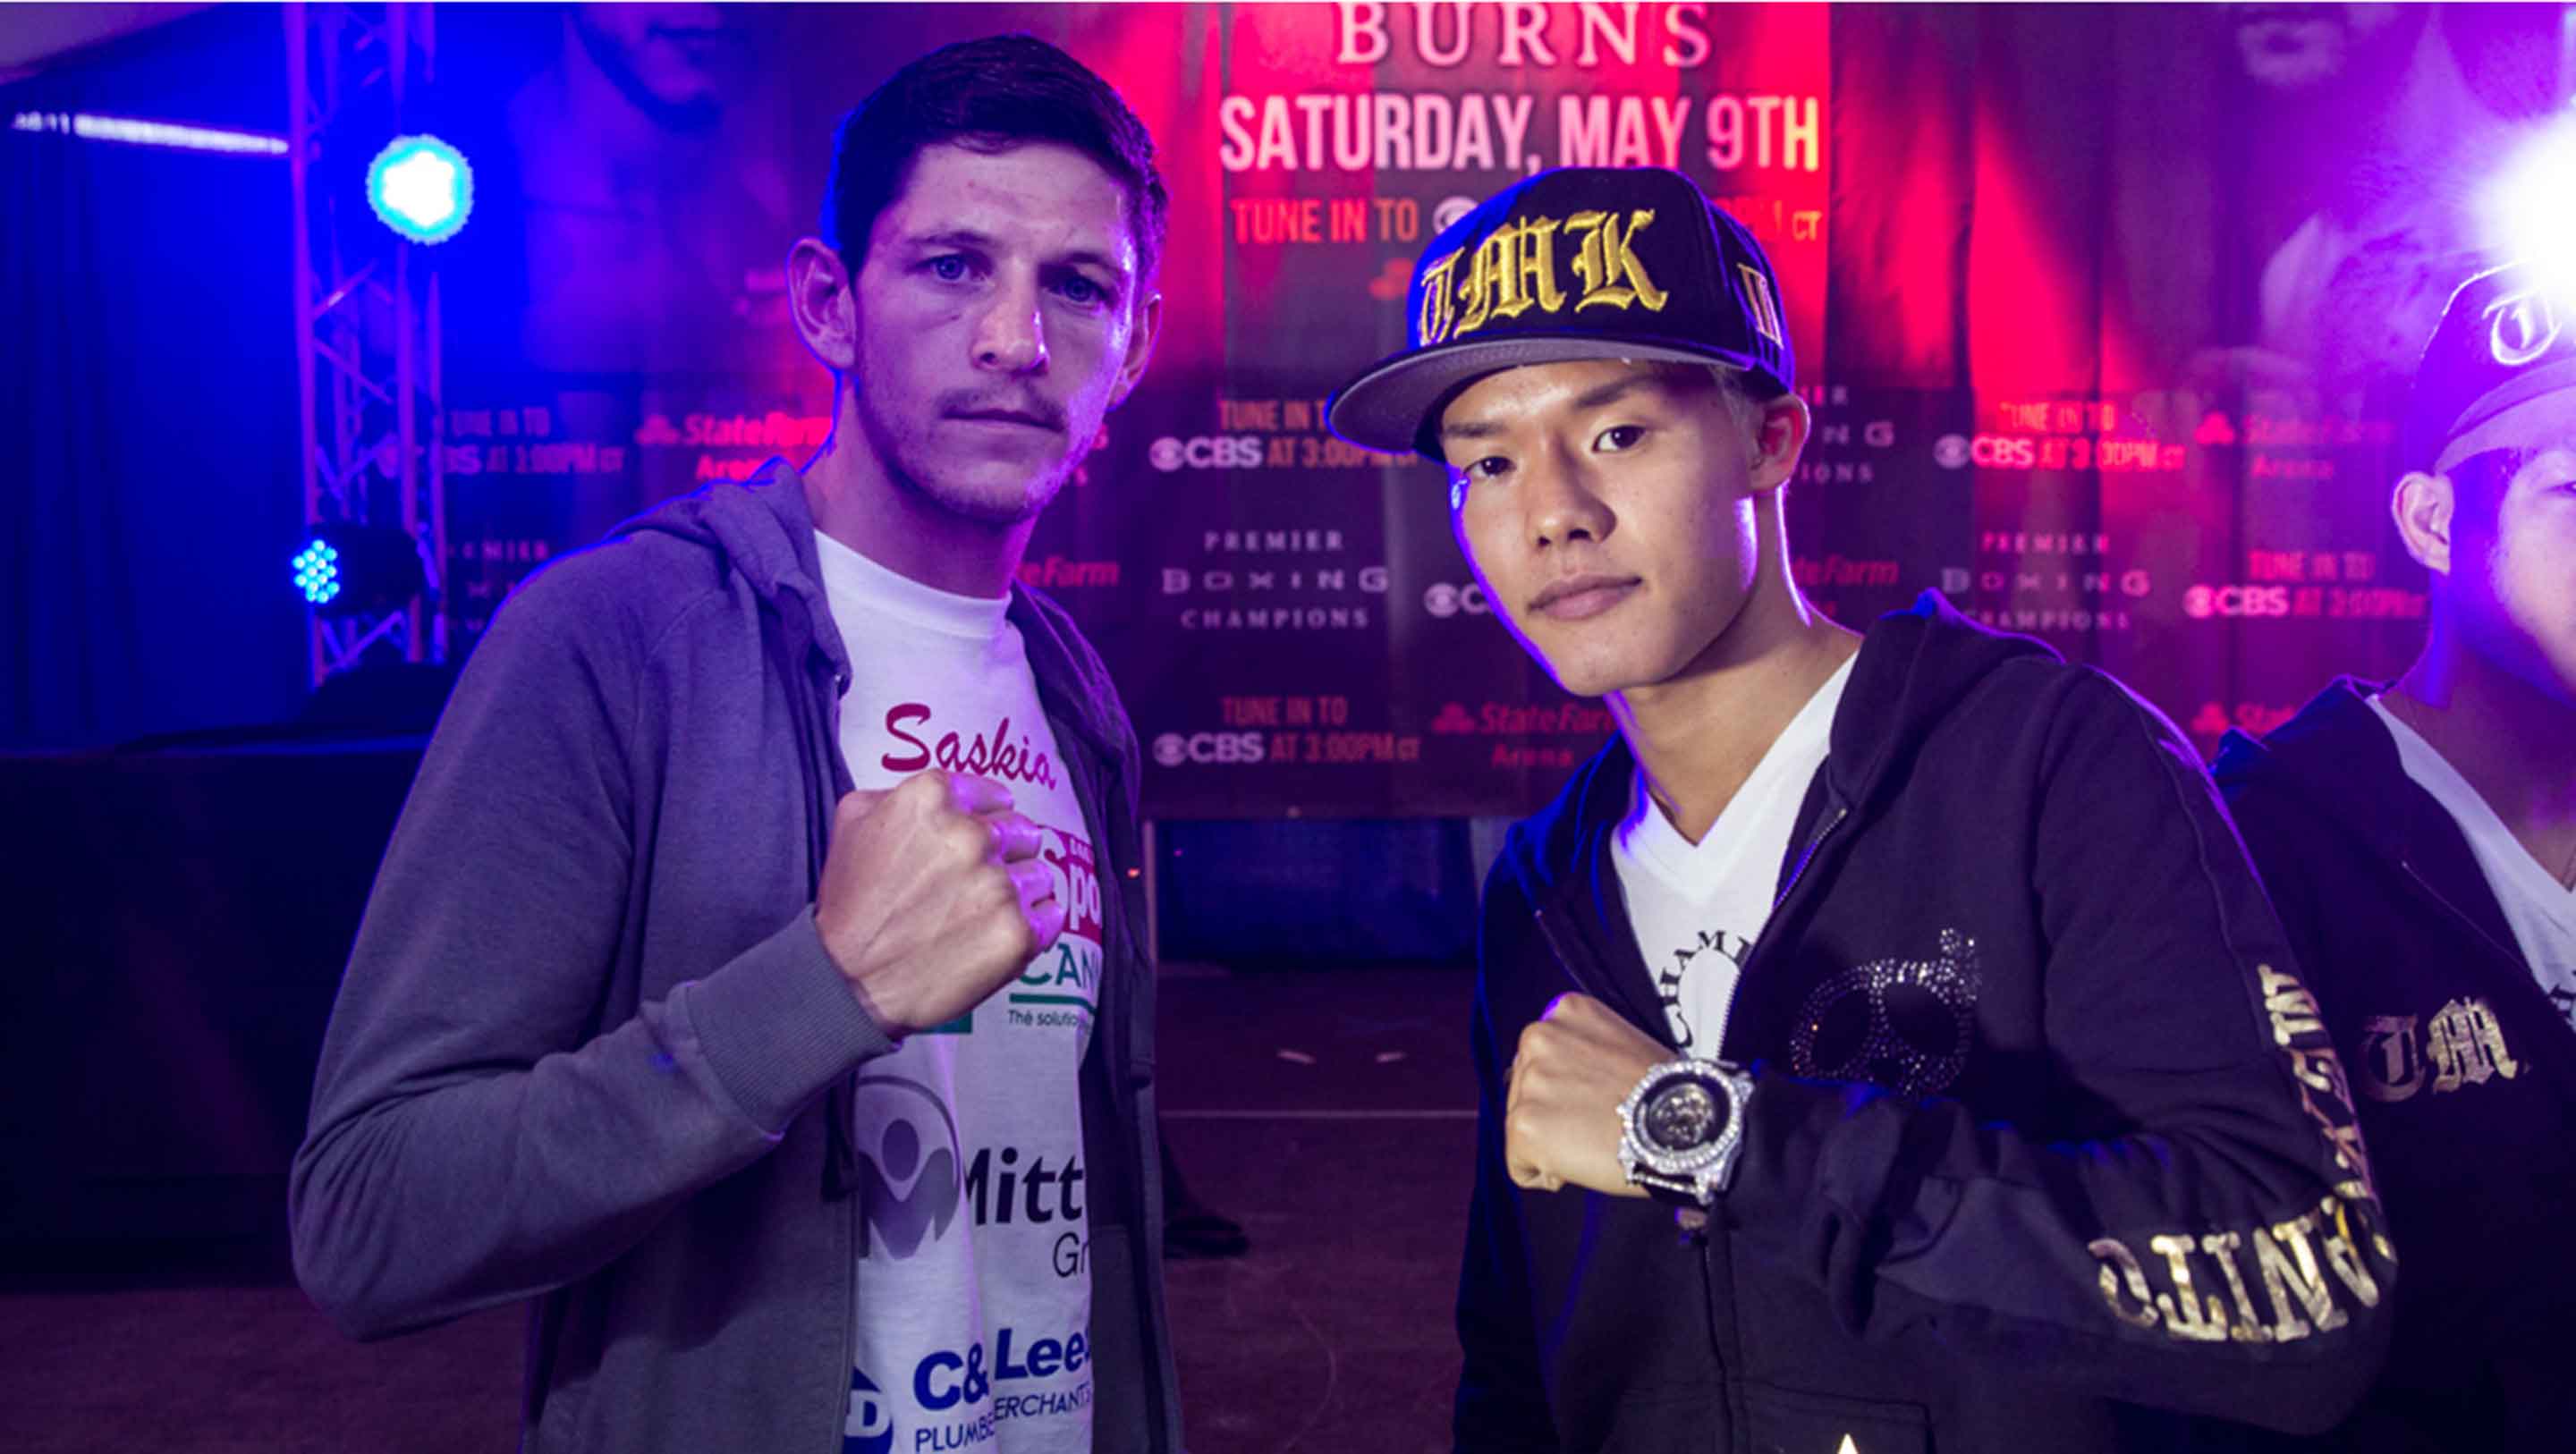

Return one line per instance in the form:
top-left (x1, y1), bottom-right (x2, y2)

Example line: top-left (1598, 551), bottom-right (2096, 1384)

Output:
top-left (1615, 1058), bottom-right (1755, 1208)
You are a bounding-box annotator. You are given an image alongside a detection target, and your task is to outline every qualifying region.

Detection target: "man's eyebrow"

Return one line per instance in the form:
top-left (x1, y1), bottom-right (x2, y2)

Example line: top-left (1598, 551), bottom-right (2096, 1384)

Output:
top-left (901, 227), bottom-right (1131, 279)
top-left (1439, 416), bottom-right (1506, 442)
top-left (1439, 373), bottom-right (1666, 442)
top-left (1568, 374), bottom-right (1663, 412)
top-left (901, 226), bottom-right (999, 253)
top-left (1048, 248), bottom-right (1132, 280)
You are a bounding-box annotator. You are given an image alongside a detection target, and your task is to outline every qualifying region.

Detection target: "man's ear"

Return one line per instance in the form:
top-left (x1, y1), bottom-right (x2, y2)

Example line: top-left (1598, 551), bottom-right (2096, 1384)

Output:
top-left (1106, 288), bottom-right (1163, 410)
top-left (1747, 391), bottom-right (1810, 494)
top-left (788, 238), bottom-right (858, 372)
top-left (2390, 469), bottom-right (2455, 576)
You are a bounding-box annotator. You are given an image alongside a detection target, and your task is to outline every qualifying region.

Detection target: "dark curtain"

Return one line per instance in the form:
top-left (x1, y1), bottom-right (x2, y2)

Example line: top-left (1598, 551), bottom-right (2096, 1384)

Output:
top-left (1, 5), bottom-right (305, 751)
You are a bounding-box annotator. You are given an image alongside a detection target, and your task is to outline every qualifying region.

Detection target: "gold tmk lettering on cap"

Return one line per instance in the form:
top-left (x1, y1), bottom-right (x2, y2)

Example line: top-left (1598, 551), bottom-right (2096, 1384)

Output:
top-left (1414, 207), bottom-right (1670, 346)
top-left (1739, 262), bottom-right (1784, 345)
top-left (1565, 208), bottom-right (1668, 314)
top-left (1451, 216), bottom-right (1565, 336)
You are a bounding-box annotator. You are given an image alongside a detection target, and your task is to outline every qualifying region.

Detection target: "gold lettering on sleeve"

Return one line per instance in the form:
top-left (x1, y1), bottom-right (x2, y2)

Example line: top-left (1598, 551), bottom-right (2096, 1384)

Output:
top-left (2253, 1209), bottom-right (2348, 1338)
top-left (2148, 1234), bottom-right (2231, 1341)
top-left (2256, 963), bottom-right (2381, 1199)
top-left (2199, 1231), bottom-right (2275, 1343)
top-left (2318, 1191), bottom-right (2385, 1307)
top-left (1564, 209), bottom-right (1671, 314)
top-left (2260, 964), bottom-right (2326, 1045)
top-left (2089, 1238), bottom-right (2161, 1329)
top-left (2103, 1188), bottom-right (2386, 1345)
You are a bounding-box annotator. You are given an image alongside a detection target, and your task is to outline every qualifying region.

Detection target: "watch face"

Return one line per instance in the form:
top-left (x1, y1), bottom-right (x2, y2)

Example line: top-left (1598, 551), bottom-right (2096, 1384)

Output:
top-left (1643, 1079), bottom-right (1720, 1153)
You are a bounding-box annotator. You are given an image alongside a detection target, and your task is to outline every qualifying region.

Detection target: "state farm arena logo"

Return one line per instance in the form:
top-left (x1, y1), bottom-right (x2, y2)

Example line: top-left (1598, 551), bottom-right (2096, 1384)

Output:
top-left (852, 1075), bottom-right (964, 1259)
top-left (1428, 701), bottom-right (1615, 736)
top-left (1016, 555), bottom-right (1118, 589)
top-left (632, 411), bottom-right (831, 450)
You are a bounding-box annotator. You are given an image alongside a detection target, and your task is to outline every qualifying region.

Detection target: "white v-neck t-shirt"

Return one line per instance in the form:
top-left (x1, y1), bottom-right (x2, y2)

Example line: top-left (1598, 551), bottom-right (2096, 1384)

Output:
top-left (817, 530), bottom-right (1100, 1454)
top-left (1612, 658), bottom-right (1854, 1054)
top-left (2370, 696), bottom-right (2576, 1031)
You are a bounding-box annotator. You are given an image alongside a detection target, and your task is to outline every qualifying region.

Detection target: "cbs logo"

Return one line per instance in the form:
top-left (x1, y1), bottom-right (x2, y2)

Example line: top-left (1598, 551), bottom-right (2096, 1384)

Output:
top-left (2182, 584), bottom-right (2292, 619)
top-left (1151, 731), bottom-right (1268, 766)
top-left (1423, 582), bottom-right (1493, 618)
top-left (1149, 435), bottom-right (1265, 471)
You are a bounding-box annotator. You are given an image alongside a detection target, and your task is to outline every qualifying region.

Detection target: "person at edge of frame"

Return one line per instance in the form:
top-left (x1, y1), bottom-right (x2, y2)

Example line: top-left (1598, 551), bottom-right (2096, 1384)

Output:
top-left (1326, 164), bottom-right (2396, 1453)
top-left (289, 36), bottom-right (1186, 1454)
top-left (2213, 259), bottom-right (2576, 1451)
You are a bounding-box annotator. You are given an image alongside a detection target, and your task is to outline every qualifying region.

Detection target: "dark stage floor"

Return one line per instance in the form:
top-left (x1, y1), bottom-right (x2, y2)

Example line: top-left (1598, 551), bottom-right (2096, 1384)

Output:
top-left (0, 964), bottom-right (1479, 1453)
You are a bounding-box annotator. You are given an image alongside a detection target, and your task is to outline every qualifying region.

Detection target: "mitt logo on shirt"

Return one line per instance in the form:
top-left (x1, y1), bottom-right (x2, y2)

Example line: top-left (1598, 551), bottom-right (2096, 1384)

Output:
top-left (1788, 928), bottom-right (1980, 1097)
top-left (852, 1075), bottom-right (963, 1260)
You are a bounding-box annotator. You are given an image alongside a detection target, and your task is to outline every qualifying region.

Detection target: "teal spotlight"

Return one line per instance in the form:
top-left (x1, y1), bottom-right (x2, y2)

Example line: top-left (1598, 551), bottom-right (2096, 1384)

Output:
top-left (366, 134), bottom-right (472, 244)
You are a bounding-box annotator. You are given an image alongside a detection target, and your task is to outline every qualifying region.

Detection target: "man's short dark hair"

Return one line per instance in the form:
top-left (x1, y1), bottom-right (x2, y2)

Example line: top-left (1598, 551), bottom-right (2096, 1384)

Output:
top-left (821, 34), bottom-right (1169, 286)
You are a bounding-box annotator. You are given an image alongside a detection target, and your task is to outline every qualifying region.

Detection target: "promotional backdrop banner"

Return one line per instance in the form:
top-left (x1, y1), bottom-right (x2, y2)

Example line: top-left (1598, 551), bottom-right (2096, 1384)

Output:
top-left (422, 3), bottom-right (2572, 817)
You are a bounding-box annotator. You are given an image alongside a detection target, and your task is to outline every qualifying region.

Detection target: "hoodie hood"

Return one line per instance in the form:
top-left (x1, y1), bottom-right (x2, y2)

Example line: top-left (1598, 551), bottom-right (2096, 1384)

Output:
top-left (2216, 674), bottom-right (2537, 974)
top-left (608, 457), bottom-right (849, 689)
top-left (2212, 677), bottom-right (2410, 861)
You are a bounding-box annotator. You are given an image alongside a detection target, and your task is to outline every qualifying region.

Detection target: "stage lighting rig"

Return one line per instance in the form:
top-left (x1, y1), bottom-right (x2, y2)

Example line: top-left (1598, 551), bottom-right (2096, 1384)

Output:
top-left (365, 133), bottom-right (472, 244)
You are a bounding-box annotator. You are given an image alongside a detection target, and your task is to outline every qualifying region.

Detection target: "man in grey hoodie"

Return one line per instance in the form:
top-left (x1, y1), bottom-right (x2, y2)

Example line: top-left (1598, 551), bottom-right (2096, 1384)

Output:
top-left (292, 36), bottom-right (1181, 1454)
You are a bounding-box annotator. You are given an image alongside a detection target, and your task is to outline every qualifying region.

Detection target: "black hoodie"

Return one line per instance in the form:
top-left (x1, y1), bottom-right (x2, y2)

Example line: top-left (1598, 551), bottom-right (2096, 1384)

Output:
top-left (2215, 680), bottom-right (2576, 1450)
top-left (1457, 593), bottom-right (2394, 1453)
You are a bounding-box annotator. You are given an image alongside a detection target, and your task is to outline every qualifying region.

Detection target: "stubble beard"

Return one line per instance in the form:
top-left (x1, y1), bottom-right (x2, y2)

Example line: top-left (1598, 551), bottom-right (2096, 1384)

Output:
top-left (856, 389), bottom-right (1071, 530)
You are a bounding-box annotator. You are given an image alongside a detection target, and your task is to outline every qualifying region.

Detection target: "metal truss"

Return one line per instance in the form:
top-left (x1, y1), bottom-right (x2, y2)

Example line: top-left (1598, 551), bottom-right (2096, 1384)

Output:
top-left (285, 1), bottom-right (445, 685)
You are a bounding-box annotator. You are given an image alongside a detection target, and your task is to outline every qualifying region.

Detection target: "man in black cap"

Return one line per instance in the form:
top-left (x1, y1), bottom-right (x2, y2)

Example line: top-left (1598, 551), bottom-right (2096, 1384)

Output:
top-left (2215, 261), bottom-right (2576, 1448)
top-left (1330, 166), bottom-right (2394, 1450)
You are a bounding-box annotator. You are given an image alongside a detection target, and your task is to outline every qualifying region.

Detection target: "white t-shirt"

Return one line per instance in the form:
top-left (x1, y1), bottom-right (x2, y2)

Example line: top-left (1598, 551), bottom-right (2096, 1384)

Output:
top-left (2370, 696), bottom-right (2576, 1031)
top-left (1613, 658), bottom-right (1853, 1053)
top-left (819, 531), bottom-right (1101, 1454)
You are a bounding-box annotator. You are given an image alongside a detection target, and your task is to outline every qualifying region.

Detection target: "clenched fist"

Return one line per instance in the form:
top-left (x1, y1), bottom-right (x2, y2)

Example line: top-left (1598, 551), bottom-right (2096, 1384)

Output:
top-left (815, 771), bottom-right (1064, 1038)
top-left (1504, 993), bottom-right (1666, 1197)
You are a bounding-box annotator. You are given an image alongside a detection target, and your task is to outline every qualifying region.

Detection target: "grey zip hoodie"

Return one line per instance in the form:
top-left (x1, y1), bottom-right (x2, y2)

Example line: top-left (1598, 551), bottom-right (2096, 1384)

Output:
top-left (291, 459), bottom-right (1181, 1452)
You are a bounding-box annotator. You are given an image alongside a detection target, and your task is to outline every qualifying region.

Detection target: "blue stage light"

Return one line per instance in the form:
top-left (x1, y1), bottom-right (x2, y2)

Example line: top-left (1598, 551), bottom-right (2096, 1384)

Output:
top-left (292, 540), bottom-right (343, 605)
top-left (366, 134), bottom-right (472, 244)
top-left (293, 524), bottom-right (428, 616)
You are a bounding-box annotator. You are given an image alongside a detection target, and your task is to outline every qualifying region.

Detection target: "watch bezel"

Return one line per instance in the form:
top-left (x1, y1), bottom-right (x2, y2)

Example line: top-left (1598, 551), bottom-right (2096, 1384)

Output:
top-left (1617, 1058), bottom-right (1753, 1205)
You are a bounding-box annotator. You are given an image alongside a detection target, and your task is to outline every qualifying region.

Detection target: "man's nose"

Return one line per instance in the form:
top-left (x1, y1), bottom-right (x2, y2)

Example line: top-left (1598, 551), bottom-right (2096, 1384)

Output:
top-left (972, 273), bottom-right (1048, 376)
top-left (1526, 452), bottom-right (1613, 549)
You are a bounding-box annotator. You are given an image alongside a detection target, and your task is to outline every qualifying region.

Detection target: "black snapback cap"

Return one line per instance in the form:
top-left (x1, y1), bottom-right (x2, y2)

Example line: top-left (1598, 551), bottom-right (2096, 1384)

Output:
top-left (2403, 262), bottom-right (2576, 473)
top-left (1327, 166), bottom-right (1795, 460)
